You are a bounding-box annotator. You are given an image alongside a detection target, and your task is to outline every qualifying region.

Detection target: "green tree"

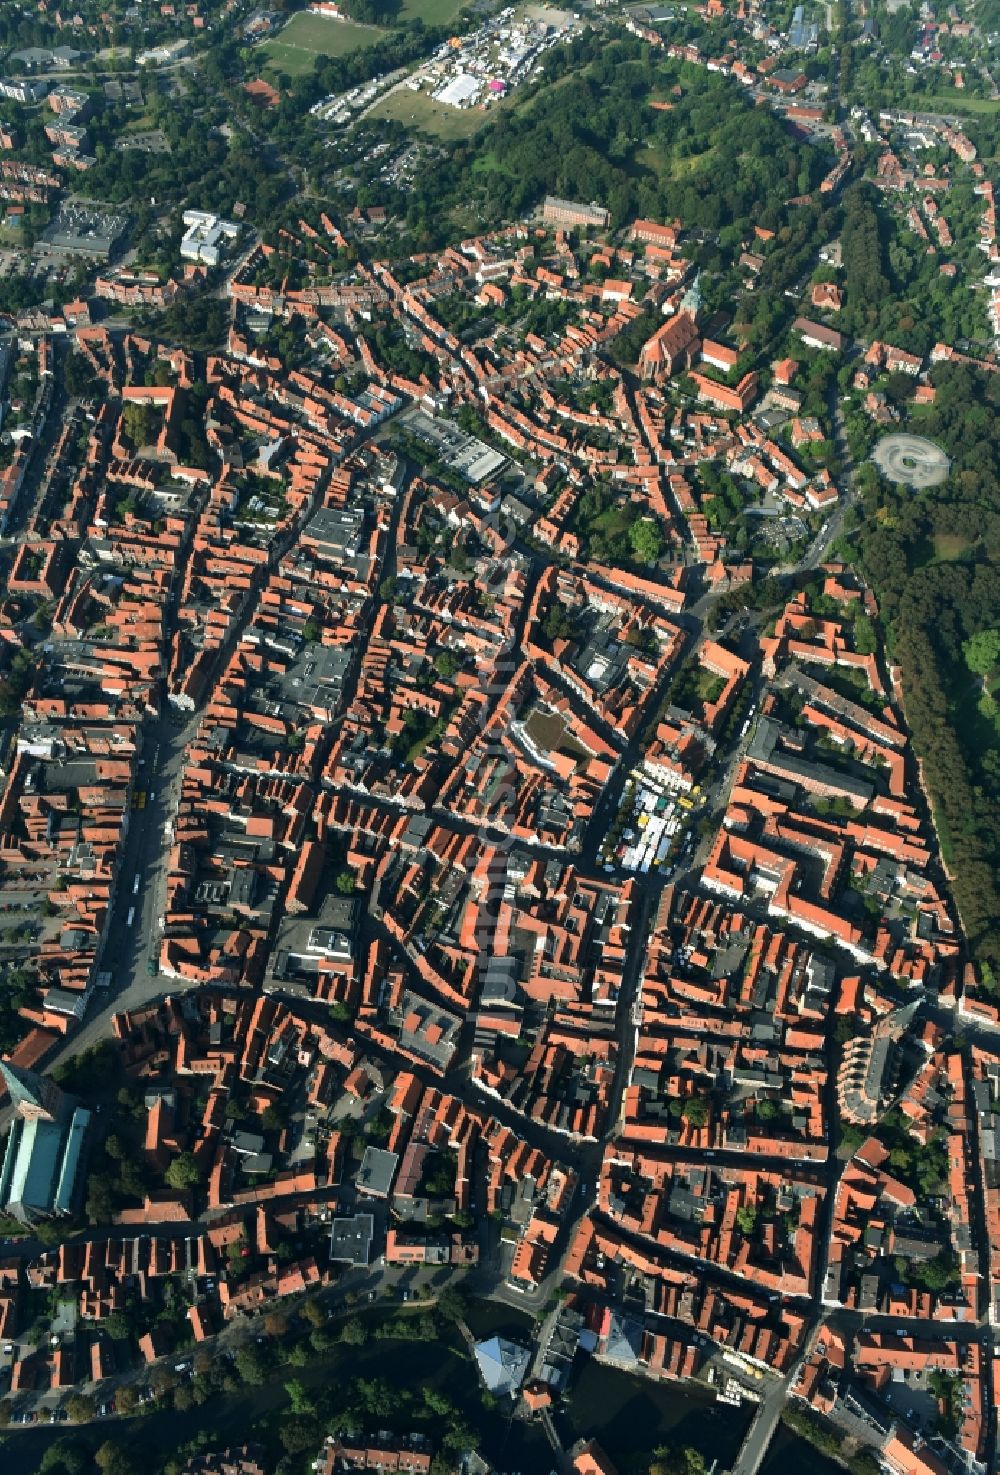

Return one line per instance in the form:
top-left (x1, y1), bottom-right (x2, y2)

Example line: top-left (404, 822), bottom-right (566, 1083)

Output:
top-left (235, 1344), bottom-right (270, 1385)
top-left (963, 629), bottom-right (1000, 675)
top-left (301, 1299), bottom-right (325, 1328)
top-left (681, 1097), bottom-right (708, 1126)
top-left (121, 401), bottom-right (160, 451)
top-left (285, 1379), bottom-right (315, 1414)
top-left (114, 1386), bottom-right (139, 1415)
top-left (735, 1205), bottom-right (757, 1237)
top-left (103, 1311), bottom-right (132, 1341)
top-left (542, 602), bottom-right (576, 643)
top-left (913, 1251), bottom-right (959, 1293)
top-left (65, 1393), bottom-right (95, 1423)
top-left (435, 1286), bottom-right (467, 1323)
top-left (94, 1444), bottom-right (138, 1475)
top-left (279, 1414), bottom-right (321, 1453)
top-left (442, 1420), bottom-right (478, 1455)
top-left (629, 518), bottom-right (664, 565)
top-left (41, 1439), bottom-right (88, 1474)
top-left (264, 1311), bottom-right (291, 1341)
top-left (649, 1449), bottom-right (706, 1475)
top-left (86, 1174), bottom-right (117, 1225)
top-left (261, 1104), bottom-right (286, 1132)
top-left (164, 1152), bottom-right (202, 1192)
top-left (63, 352), bottom-right (99, 399)
top-left (150, 1365), bottom-right (177, 1398)
top-left (54, 1040), bottom-right (118, 1093)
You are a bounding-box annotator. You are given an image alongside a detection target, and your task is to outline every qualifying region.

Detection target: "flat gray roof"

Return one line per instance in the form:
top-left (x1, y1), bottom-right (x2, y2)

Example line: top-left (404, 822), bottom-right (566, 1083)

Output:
top-left (330, 1213), bottom-right (374, 1265)
top-left (357, 1146), bottom-right (399, 1199)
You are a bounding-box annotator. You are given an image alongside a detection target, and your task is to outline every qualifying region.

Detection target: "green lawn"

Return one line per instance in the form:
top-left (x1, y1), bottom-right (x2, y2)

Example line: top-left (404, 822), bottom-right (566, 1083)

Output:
top-left (262, 0), bottom-right (467, 78)
top-left (639, 139), bottom-right (714, 181)
top-left (694, 668), bottom-right (727, 704)
top-left (262, 11), bottom-right (387, 74)
top-left (370, 85), bottom-right (491, 139)
top-left (912, 529), bottom-right (976, 567)
top-left (906, 91), bottom-right (1000, 116)
top-left (120, 112), bottom-right (158, 132)
top-left (260, 41), bottom-right (318, 75)
top-left (399, 0), bottom-right (465, 24)
top-left (932, 531), bottom-right (973, 561)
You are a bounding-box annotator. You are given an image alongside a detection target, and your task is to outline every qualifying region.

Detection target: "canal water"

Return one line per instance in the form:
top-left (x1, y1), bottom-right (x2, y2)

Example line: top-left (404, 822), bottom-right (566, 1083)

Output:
top-left (462, 1298), bottom-right (755, 1471)
top-left (1, 1313), bottom-right (781, 1475)
top-left (558, 1358), bottom-right (754, 1472)
top-left (0, 1331), bottom-right (552, 1475)
top-left (759, 1425), bottom-right (845, 1475)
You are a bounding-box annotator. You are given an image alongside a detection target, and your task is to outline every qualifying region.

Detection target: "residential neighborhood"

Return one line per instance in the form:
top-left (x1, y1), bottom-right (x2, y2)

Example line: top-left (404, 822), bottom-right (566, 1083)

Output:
top-left (0, 0), bottom-right (996, 1474)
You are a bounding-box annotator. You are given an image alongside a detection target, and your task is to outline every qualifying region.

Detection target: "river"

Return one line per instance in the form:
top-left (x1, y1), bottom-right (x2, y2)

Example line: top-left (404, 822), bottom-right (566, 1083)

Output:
top-left (1, 1315), bottom-right (789, 1475)
top-left (759, 1426), bottom-right (845, 1475)
top-left (0, 1329), bottom-right (551, 1475)
top-left (558, 1358), bottom-right (754, 1471)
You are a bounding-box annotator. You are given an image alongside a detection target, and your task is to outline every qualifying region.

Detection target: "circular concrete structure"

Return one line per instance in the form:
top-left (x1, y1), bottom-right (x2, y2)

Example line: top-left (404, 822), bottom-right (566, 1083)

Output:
top-left (872, 433), bottom-right (950, 488)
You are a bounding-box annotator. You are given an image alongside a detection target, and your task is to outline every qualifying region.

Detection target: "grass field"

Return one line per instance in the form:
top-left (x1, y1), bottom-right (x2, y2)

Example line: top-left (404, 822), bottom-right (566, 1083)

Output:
top-left (398, 0), bottom-right (465, 24)
top-left (932, 531), bottom-right (973, 561)
top-left (907, 91), bottom-right (1000, 115)
top-left (912, 529), bottom-right (974, 567)
top-left (694, 668), bottom-right (727, 704)
top-left (261, 0), bottom-right (464, 76)
top-left (262, 11), bottom-right (387, 74)
top-left (638, 140), bottom-right (712, 181)
top-left (369, 85), bottom-right (491, 138)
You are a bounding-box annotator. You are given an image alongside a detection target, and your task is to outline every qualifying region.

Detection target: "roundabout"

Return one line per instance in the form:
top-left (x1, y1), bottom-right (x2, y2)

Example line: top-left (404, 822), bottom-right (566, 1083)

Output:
top-left (872, 433), bottom-right (951, 488)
